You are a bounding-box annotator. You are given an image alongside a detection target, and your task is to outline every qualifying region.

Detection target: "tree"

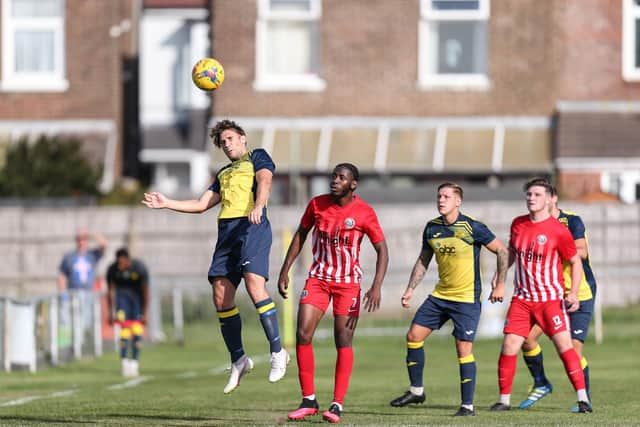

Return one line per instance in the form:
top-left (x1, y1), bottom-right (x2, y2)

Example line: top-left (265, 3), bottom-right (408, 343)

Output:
top-left (0, 135), bottom-right (102, 198)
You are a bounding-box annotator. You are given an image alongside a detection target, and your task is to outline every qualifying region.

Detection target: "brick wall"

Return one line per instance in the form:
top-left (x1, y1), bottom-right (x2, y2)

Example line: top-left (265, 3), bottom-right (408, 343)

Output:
top-left (557, 172), bottom-right (603, 200)
top-left (213, 0), bottom-right (561, 117)
top-left (557, 0), bottom-right (640, 100)
top-left (0, 0), bottom-right (135, 179)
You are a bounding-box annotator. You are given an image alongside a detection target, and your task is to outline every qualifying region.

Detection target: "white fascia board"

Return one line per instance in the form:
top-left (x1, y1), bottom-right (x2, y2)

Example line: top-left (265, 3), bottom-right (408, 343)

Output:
top-left (210, 116), bottom-right (550, 130)
top-left (139, 148), bottom-right (203, 163)
top-left (556, 100), bottom-right (640, 113)
top-left (556, 157), bottom-right (640, 171)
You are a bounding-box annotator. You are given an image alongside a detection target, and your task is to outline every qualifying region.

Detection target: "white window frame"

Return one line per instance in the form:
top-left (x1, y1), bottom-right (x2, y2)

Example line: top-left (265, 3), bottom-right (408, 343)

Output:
top-left (623, 0), bottom-right (640, 81)
top-left (418, 0), bottom-right (490, 90)
top-left (1, 0), bottom-right (68, 92)
top-left (254, 0), bottom-right (326, 92)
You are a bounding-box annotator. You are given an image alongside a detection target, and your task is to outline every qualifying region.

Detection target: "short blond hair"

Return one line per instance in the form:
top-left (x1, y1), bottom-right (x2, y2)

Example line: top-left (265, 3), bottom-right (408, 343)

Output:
top-left (437, 182), bottom-right (463, 200)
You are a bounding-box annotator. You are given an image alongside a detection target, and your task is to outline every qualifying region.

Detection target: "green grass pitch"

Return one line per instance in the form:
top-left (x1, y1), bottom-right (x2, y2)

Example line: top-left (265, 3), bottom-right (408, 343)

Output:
top-left (1, 305), bottom-right (638, 426)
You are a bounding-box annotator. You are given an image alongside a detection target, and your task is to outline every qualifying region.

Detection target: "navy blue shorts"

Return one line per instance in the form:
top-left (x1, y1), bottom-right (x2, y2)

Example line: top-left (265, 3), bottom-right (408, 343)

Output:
top-left (569, 298), bottom-right (594, 342)
top-left (208, 216), bottom-right (272, 287)
top-left (412, 295), bottom-right (481, 342)
top-left (116, 289), bottom-right (143, 322)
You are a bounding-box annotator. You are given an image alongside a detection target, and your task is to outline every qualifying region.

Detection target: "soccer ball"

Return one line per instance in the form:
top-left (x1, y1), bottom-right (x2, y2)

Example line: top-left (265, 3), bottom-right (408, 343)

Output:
top-left (191, 57), bottom-right (225, 91)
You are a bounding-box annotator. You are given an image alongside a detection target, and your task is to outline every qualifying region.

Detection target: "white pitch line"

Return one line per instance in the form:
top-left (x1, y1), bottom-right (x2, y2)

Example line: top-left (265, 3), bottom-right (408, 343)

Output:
top-left (106, 376), bottom-right (153, 391)
top-left (0, 395), bottom-right (42, 407)
top-left (50, 389), bottom-right (76, 398)
top-left (176, 371), bottom-right (198, 379)
top-left (0, 389), bottom-right (77, 407)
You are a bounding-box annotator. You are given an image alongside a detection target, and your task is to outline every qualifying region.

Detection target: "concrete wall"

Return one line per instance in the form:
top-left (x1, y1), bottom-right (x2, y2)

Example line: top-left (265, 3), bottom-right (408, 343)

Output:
top-left (1, 202), bottom-right (639, 309)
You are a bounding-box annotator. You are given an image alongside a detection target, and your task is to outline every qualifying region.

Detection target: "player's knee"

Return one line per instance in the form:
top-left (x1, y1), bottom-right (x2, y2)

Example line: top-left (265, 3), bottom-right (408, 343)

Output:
top-left (334, 331), bottom-right (354, 348)
top-left (502, 335), bottom-right (524, 355)
top-left (406, 331), bottom-right (423, 343)
top-left (296, 330), bottom-right (314, 345)
top-left (213, 293), bottom-right (233, 311)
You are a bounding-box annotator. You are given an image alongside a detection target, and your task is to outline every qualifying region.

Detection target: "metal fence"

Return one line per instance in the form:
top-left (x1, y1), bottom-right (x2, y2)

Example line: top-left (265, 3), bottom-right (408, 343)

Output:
top-left (0, 290), bottom-right (102, 372)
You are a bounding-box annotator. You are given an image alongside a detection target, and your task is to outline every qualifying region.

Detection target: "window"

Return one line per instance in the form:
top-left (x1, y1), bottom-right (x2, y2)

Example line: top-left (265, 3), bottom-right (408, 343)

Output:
top-left (255, 0), bottom-right (325, 91)
top-left (418, 0), bottom-right (490, 89)
top-left (1, 0), bottom-right (68, 92)
top-left (623, 0), bottom-right (640, 81)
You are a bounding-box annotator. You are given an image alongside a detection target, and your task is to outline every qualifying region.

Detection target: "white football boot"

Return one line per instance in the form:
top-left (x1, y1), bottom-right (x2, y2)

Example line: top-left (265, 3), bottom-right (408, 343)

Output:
top-left (121, 358), bottom-right (130, 377)
top-left (129, 359), bottom-right (139, 377)
top-left (223, 355), bottom-right (254, 394)
top-left (269, 348), bottom-right (290, 383)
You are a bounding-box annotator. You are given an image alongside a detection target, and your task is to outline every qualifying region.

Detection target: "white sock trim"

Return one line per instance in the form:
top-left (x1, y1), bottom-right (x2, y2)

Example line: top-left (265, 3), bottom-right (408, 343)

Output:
top-left (410, 386), bottom-right (424, 396)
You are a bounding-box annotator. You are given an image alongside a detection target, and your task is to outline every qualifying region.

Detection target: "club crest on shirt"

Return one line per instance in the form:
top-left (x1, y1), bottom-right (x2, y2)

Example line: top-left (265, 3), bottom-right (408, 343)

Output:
top-left (344, 217), bottom-right (355, 229)
top-left (536, 234), bottom-right (548, 245)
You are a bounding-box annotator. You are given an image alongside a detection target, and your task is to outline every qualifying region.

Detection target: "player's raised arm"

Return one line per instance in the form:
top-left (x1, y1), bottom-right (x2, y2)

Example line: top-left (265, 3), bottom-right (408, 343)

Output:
top-left (141, 188), bottom-right (220, 213)
top-left (278, 224), bottom-right (311, 298)
top-left (401, 247), bottom-right (434, 309)
top-left (362, 239), bottom-right (389, 312)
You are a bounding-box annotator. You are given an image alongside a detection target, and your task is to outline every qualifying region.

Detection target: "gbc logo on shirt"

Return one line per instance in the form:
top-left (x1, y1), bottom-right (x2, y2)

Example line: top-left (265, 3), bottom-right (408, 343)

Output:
top-left (435, 243), bottom-right (456, 255)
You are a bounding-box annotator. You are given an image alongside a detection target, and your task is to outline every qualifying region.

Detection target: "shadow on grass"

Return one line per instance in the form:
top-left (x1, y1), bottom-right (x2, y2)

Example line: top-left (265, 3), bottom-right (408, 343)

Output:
top-left (0, 415), bottom-right (94, 424)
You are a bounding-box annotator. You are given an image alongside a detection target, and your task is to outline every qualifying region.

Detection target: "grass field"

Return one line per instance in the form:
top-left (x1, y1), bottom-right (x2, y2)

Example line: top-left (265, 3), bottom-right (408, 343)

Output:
top-left (1, 305), bottom-right (639, 426)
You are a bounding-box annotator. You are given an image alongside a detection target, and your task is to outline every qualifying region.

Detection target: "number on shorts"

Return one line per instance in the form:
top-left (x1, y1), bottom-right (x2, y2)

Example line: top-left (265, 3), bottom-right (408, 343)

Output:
top-left (552, 315), bottom-right (562, 327)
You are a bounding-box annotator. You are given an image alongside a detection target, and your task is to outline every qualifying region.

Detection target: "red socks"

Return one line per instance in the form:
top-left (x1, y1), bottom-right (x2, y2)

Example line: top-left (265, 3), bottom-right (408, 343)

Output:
top-left (498, 353), bottom-right (518, 394)
top-left (560, 348), bottom-right (586, 391)
top-left (296, 344), bottom-right (315, 397)
top-left (333, 347), bottom-right (354, 405)
top-left (296, 344), bottom-right (354, 404)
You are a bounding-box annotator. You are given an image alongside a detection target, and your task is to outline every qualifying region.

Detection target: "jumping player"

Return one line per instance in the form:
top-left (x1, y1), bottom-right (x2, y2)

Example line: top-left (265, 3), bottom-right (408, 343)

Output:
top-left (107, 248), bottom-right (149, 377)
top-left (142, 119), bottom-right (288, 394)
top-left (518, 185), bottom-right (597, 411)
top-left (489, 178), bottom-right (592, 413)
top-left (278, 163), bottom-right (389, 424)
top-left (389, 182), bottom-right (509, 417)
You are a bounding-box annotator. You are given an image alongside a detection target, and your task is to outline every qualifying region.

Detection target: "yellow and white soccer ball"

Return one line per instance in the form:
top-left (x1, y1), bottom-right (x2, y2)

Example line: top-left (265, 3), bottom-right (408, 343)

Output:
top-left (191, 57), bottom-right (225, 91)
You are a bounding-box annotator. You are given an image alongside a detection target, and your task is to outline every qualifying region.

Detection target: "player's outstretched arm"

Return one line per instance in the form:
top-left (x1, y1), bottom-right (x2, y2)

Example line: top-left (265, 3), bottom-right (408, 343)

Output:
top-left (363, 239), bottom-right (389, 313)
top-left (141, 189), bottom-right (220, 213)
top-left (401, 248), bottom-right (433, 308)
top-left (278, 224), bottom-right (310, 299)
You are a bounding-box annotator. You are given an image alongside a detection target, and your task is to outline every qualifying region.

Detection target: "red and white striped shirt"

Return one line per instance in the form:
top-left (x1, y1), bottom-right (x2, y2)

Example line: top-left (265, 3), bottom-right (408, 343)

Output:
top-left (509, 215), bottom-right (577, 302)
top-left (300, 194), bottom-right (385, 284)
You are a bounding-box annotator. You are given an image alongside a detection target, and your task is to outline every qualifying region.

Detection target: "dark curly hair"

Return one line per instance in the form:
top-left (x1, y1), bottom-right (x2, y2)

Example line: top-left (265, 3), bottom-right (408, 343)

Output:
top-left (334, 163), bottom-right (360, 181)
top-left (209, 119), bottom-right (246, 148)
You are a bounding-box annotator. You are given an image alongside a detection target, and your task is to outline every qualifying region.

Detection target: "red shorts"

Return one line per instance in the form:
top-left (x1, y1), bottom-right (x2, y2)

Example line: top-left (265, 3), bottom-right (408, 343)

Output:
top-left (300, 277), bottom-right (361, 316)
top-left (504, 298), bottom-right (570, 338)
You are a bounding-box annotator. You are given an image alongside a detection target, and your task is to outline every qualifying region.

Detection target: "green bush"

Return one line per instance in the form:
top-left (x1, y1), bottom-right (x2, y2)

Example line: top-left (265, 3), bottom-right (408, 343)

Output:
top-left (0, 135), bottom-right (102, 197)
top-left (99, 179), bottom-right (148, 206)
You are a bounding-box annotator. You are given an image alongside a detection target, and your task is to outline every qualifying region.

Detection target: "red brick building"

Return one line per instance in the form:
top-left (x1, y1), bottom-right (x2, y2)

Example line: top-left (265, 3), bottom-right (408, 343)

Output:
top-left (1, 1), bottom-right (639, 202)
top-left (207, 0), bottom-right (640, 203)
top-left (0, 0), bottom-right (140, 192)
